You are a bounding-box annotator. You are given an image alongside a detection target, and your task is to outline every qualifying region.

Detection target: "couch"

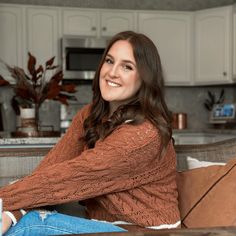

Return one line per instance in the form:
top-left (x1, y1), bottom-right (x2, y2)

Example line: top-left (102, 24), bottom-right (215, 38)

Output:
top-left (1, 137), bottom-right (236, 229)
top-left (176, 138), bottom-right (236, 229)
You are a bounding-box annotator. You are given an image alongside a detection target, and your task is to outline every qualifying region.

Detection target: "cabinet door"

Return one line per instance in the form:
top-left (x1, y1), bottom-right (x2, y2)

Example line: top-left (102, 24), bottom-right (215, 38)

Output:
top-left (0, 5), bottom-right (24, 70)
top-left (63, 9), bottom-right (99, 36)
top-left (138, 12), bottom-right (193, 86)
top-left (100, 10), bottom-right (136, 37)
top-left (26, 7), bottom-right (61, 68)
top-left (195, 6), bottom-right (233, 85)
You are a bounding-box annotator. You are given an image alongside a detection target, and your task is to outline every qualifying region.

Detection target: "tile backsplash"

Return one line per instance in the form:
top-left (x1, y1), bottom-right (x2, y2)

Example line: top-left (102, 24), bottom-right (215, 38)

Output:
top-left (165, 85), bottom-right (236, 130)
top-left (1, 83), bottom-right (236, 134)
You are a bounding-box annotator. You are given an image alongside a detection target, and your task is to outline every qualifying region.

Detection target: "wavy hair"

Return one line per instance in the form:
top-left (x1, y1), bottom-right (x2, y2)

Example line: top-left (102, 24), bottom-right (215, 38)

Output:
top-left (82, 31), bottom-right (172, 156)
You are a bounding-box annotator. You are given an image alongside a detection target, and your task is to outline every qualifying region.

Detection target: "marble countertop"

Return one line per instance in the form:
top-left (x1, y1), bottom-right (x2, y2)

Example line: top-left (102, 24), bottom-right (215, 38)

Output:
top-left (1, 128), bottom-right (236, 147)
top-left (173, 128), bottom-right (236, 135)
top-left (0, 137), bottom-right (60, 148)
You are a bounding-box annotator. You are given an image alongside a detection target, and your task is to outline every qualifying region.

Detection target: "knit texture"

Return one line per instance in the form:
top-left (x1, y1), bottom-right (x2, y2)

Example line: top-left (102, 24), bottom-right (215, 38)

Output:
top-left (0, 104), bottom-right (180, 227)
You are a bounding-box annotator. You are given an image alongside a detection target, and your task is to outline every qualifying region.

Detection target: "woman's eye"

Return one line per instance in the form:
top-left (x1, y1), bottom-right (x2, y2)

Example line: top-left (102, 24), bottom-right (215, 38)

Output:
top-left (105, 58), bottom-right (113, 64)
top-left (123, 64), bottom-right (133, 71)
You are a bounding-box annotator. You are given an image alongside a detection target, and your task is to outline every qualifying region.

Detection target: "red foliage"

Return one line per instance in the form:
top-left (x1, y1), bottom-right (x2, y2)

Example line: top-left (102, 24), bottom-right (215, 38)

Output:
top-left (3, 52), bottom-right (77, 108)
top-left (0, 75), bottom-right (10, 86)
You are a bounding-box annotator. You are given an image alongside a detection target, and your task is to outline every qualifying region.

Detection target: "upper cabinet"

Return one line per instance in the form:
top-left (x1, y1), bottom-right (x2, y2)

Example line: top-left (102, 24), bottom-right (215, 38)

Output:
top-left (194, 6), bottom-right (234, 85)
top-left (26, 7), bottom-right (61, 67)
top-left (0, 4), bottom-right (61, 75)
top-left (232, 5), bottom-right (236, 78)
top-left (138, 12), bottom-right (193, 86)
top-left (0, 5), bottom-right (24, 68)
top-left (100, 10), bottom-right (136, 37)
top-left (1, 4), bottom-right (236, 86)
top-left (63, 9), bottom-right (98, 36)
top-left (63, 9), bottom-right (136, 37)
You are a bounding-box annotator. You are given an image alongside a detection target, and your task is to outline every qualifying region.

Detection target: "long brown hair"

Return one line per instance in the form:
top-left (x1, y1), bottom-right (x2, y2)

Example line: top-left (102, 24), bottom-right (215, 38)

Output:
top-left (82, 31), bottom-right (172, 155)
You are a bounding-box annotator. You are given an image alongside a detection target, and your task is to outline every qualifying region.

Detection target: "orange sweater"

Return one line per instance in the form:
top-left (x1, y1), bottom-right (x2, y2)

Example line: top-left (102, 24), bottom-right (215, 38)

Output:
top-left (0, 105), bottom-right (180, 227)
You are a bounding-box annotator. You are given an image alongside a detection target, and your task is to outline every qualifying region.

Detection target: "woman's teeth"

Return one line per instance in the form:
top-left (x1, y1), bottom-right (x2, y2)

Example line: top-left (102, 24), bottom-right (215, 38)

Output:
top-left (107, 81), bottom-right (120, 87)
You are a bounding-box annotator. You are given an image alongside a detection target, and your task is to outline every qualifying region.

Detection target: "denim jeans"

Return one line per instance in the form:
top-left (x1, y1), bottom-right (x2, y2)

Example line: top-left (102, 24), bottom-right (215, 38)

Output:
top-left (4, 210), bottom-right (126, 236)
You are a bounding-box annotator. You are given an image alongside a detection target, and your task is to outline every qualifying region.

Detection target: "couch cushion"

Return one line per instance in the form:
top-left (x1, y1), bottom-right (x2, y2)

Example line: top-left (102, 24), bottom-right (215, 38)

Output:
top-left (177, 157), bottom-right (236, 228)
top-left (186, 156), bottom-right (226, 169)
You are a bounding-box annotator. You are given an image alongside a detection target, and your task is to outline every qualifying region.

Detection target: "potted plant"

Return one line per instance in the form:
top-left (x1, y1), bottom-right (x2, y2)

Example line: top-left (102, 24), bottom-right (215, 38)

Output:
top-left (0, 52), bottom-right (77, 134)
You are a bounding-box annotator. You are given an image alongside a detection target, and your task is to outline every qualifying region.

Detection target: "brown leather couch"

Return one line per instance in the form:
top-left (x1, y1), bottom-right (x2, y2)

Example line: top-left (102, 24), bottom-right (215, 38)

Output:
top-left (176, 138), bottom-right (236, 228)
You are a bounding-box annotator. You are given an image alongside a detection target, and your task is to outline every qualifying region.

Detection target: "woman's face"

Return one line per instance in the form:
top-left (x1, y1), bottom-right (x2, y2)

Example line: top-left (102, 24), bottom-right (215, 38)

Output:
top-left (99, 40), bottom-right (142, 112)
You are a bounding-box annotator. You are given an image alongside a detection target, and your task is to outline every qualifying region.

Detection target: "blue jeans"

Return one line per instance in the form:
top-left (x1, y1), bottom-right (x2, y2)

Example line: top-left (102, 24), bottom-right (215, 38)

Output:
top-left (4, 210), bottom-right (126, 236)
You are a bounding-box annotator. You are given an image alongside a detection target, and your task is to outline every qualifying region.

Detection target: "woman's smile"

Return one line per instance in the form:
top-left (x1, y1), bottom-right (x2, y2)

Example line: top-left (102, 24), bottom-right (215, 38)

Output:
top-left (106, 80), bottom-right (121, 87)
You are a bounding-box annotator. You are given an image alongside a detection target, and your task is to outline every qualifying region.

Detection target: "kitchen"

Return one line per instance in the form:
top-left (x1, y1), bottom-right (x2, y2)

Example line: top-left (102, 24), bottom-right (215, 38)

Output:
top-left (1, 0), bottom-right (236, 147)
top-left (2, 1), bottom-right (236, 231)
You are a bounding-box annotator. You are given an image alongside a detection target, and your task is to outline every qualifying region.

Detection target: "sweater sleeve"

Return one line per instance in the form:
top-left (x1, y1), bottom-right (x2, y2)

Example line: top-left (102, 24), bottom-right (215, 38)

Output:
top-left (0, 122), bottom-right (163, 212)
top-left (33, 104), bottom-right (91, 172)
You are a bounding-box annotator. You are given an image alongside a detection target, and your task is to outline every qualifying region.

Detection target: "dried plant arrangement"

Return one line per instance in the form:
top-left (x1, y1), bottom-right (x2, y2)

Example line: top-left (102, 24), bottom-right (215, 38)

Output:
top-left (0, 53), bottom-right (77, 131)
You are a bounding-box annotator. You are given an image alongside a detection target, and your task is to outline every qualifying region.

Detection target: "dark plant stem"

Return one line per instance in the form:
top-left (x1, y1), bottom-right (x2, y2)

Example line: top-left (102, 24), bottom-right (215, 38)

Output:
top-left (35, 103), bottom-right (40, 132)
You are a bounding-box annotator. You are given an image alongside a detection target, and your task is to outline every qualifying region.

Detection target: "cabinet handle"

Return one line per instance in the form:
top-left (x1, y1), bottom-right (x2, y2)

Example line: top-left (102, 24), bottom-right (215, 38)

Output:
top-left (223, 71), bottom-right (227, 76)
top-left (91, 26), bottom-right (96, 31)
top-left (102, 26), bottom-right (107, 31)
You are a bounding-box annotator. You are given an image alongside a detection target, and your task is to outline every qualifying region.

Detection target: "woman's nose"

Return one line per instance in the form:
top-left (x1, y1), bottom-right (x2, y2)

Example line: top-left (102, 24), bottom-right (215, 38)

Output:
top-left (108, 64), bottom-right (119, 78)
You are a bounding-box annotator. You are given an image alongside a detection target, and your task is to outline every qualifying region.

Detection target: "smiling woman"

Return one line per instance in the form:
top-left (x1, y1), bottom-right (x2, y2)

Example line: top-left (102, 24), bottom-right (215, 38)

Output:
top-left (0, 31), bottom-right (180, 235)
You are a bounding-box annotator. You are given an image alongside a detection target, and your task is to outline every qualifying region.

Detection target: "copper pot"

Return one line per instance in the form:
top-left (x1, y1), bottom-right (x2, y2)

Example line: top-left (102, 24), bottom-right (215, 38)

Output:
top-left (172, 113), bottom-right (187, 129)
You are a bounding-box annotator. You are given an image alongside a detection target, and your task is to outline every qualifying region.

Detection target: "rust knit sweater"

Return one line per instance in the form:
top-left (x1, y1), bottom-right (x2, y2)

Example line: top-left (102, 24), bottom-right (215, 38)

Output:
top-left (0, 105), bottom-right (180, 227)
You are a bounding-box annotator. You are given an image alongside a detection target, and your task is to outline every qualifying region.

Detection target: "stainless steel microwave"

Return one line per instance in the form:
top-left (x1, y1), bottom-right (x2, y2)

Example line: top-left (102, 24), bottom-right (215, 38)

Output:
top-left (62, 35), bottom-right (110, 80)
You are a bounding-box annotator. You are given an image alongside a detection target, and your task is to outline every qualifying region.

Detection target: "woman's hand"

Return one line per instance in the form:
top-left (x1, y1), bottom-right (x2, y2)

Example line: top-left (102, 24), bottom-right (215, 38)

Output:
top-left (2, 212), bottom-right (13, 234)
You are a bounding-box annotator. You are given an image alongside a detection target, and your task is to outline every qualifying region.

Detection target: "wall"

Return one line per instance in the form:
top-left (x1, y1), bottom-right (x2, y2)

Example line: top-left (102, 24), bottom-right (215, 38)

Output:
top-left (0, 87), bottom-right (15, 133)
top-left (0, 0), bottom-right (235, 11)
top-left (0, 87), bottom-right (60, 134)
top-left (165, 85), bottom-right (236, 130)
top-left (1, 82), bottom-right (236, 134)
top-left (69, 84), bottom-right (236, 131)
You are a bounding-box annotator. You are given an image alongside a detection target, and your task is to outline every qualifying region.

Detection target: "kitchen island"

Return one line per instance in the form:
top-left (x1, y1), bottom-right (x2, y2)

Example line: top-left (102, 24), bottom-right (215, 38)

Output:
top-left (0, 137), bottom-right (59, 187)
top-left (0, 136), bottom-right (59, 148)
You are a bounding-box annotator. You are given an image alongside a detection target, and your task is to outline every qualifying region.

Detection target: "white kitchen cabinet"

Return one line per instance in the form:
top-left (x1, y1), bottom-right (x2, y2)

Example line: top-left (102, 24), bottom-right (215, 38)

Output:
top-left (2, 3), bottom-right (236, 87)
top-left (63, 8), bottom-right (136, 37)
top-left (138, 11), bottom-right (193, 86)
top-left (233, 6), bottom-right (236, 78)
top-left (194, 6), bottom-right (234, 85)
top-left (100, 10), bottom-right (136, 37)
top-left (63, 9), bottom-right (98, 36)
top-left (0, 5), bottom-right (25, 69)
top-left (26, 7), bottom-right (61, 68)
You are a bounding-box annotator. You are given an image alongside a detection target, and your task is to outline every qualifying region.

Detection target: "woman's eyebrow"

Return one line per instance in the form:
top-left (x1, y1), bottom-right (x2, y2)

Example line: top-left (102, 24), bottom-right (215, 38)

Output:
top-left (122, 60), bottom-right (136, 67)
top-left (106, 53), bottom-right (113, 59)
top-left (106, 53), bottom-right (136, 67)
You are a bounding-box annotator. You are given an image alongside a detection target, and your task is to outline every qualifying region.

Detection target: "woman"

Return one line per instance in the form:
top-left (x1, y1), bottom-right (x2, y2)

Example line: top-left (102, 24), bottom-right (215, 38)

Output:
top-left (1, 31), bottom-right (180, 235)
